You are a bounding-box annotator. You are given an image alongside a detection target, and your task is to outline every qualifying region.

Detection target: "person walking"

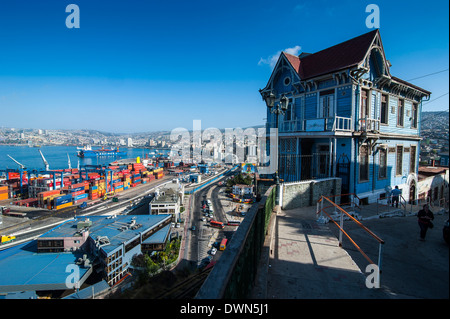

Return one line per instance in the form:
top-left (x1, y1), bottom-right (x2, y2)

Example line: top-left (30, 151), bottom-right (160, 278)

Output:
top-left (391, 186), bottom-right (402, 208)
top-left (417, 204), bottom-right (434, 241)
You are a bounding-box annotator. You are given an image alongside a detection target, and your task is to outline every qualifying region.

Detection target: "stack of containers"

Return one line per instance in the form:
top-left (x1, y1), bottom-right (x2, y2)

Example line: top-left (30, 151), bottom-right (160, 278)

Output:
top-left (0, 185), bottom-right (8, 201)
top-left (98, 179), bottom-right (106, 198)
top-left (47, 194), bottom-right (64, 209)
top-left (54, 194), bottom-right (73, 210)
top-left (123, 173), bottom-right (131, 190)
top-left (153, 168), bottom-right (164, 179)
top-left (131, 172), bottom-right (141, 187)
top-left (113, 181), bottom-right (124, 193)
top-left (37, 189), bottom-right (61, 208)
top-left (73, 193), bottom-right (88, 205)
top-left (89, 185), bottom-right (99, 200)
top-left (15, 198), bottom-right (38, 207)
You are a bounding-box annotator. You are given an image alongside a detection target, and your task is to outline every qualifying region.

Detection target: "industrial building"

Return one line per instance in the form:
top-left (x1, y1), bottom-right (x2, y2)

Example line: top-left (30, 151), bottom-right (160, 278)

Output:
top-left (0, 214), bottom-right (172, 297)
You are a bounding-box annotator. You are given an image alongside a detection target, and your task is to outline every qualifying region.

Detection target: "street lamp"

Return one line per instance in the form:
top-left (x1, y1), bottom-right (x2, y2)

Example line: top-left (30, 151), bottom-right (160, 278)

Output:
top-left (261, 91), bottom-right (289, 206)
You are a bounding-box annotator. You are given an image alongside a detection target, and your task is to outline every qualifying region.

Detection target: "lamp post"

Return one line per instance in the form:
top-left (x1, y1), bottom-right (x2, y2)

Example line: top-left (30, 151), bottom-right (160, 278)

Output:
top-left (261, 91), bottom-right (289, 206)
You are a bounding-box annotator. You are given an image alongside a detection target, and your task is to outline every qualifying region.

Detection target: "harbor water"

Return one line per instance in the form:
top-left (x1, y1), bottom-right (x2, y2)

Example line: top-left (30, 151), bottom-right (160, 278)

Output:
top-left (0, 145), bottom-right (170, 171)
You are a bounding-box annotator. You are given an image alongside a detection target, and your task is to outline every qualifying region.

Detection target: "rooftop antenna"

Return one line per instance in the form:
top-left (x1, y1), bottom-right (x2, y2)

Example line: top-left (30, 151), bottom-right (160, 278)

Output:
top-left (38, 149), bottom-right (50, 171)
top-left (7, 154), bottom-right (26, 170)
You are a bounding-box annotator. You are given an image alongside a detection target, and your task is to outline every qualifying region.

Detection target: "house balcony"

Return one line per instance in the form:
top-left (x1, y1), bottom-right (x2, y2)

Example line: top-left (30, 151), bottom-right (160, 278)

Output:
top-left (267, 115), bottom-right (353, 134)
top-left (357, 117), bottom-right (380, 133)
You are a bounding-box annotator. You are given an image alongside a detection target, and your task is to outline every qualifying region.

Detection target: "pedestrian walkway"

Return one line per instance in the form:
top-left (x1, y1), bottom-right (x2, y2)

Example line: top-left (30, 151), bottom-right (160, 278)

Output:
top-left (252, 205), bottom-right (390, 299)
top-left (251, 201), bottom-right (449, 299)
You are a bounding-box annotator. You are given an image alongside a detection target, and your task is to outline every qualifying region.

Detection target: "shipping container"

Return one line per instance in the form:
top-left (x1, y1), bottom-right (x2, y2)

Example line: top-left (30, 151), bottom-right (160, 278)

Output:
top-left (55, 202), bottom-right (73, 210)
top-left (70, 186), bottom-right (85, 193)
top-left (55, 194), bottom-right (72, 206)
top-left (74, 197), bottom-right (88, 205)
top-left (73, 193), bottom-right (88, 201)
top-left (71, 190), bottom-right (85, 197)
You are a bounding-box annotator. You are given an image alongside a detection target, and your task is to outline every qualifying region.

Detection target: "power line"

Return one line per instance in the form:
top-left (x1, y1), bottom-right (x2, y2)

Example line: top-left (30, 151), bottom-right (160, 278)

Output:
top-left (407, 68), bottom-right (449, 81)
top-left (422, 92), bottom-right (449, 106)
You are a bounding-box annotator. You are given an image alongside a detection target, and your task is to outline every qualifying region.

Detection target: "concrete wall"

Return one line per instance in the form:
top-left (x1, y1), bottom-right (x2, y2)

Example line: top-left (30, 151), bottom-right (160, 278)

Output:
top-left (281, 177), bottom-right (342, 209)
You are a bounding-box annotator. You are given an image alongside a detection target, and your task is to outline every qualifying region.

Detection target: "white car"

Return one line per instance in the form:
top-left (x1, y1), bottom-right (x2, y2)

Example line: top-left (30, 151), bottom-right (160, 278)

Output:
top-left (210, 248), bottom-right (217, 255)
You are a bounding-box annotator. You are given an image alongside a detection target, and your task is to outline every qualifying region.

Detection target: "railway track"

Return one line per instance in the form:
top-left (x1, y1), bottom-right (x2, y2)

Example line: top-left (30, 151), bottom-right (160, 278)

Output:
top-left (154, 265), bottom-right (214, 299)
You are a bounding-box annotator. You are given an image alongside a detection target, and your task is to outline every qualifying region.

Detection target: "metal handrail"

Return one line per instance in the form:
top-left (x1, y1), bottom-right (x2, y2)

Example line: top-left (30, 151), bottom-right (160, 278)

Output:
top-left (317, 195), bottom-right (384, 276)
top-left (376, 194), bottom-right (409, 215)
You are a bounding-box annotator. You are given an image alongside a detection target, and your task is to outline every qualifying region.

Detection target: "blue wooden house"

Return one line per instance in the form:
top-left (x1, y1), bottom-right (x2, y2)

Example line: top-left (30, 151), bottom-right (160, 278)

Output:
top-left (259, 30), bottom-right (431, 204)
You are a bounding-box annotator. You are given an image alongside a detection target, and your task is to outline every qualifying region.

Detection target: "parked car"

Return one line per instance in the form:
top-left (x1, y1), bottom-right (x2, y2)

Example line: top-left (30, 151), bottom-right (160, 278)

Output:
top-left (191, 225), bottom-right (196, 231)
top-left (210, 247), bottom-right (217, 255)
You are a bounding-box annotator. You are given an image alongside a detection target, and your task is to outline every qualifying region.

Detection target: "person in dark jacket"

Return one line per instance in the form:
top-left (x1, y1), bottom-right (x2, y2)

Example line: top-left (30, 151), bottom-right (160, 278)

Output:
top-left (391, 186), bottom-right (402, 208)
top-left (417, 204), bottom-right (434, 241)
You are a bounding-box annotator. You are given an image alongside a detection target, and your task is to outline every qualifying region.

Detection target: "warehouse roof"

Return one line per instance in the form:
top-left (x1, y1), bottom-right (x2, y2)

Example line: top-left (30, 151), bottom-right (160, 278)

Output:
top-left (0, 214), bottom-right (172, 293)
top-left (0, 241), bottom-right (91, 293)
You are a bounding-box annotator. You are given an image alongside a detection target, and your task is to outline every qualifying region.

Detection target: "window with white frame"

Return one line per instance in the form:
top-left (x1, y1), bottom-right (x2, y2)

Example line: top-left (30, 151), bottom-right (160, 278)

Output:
top-left (319, 90), bottom-right (334, 118)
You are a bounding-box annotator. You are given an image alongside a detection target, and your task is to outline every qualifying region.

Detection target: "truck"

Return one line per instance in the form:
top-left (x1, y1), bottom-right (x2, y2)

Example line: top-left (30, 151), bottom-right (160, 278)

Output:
top-left (1, 235), bottom-right (16, 245)
top-left (0, 206), bottom-right (10, 215)
top-left (79, 202), bottom-right (87, 209)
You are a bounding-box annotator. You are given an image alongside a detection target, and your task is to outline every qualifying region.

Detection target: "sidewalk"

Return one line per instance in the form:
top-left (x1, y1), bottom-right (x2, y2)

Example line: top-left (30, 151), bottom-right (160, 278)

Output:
top-left (251, 202), bottom-right (449, 299)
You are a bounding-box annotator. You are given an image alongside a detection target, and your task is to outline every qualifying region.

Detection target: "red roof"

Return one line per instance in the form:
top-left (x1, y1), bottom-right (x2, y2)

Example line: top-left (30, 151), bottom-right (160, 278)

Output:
top-left (283, 30), bottom-right (378, 80)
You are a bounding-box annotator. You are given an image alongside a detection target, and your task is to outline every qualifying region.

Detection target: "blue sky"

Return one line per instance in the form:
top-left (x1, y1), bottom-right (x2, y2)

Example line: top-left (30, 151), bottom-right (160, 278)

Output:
top-left (0, 0), bottom-right (448, 133)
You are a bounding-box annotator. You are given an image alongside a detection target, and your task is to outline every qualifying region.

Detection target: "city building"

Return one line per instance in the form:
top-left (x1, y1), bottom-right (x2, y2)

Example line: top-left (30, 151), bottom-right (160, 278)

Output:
top-left (259, 29), bottom-right (431, 204)
top-left (417, 166), bottom-right (449, 207)
top-left (232, 184), bottom-right (254, 197)
top-left (0, 214), bottom-right (172, 295)
top-left (150, 179), bottom-right (184, 222)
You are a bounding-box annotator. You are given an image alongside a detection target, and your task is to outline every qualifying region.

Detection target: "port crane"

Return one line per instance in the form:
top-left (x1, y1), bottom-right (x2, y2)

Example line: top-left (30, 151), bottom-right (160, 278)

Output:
top-left (38, 149), bottom-right (50, 171)
top-left (4, 155), bottom-right (27, 195)
top-left (7, 155), bottom-right (26, 170)
top-left (67, 153), bottom-right (72, 170)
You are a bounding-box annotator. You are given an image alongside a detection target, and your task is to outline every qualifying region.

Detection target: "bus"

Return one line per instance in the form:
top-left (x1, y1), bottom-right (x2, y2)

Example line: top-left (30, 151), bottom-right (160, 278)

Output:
top-left (219, 238), bottom-right (228, 250)
top-left (227, 220), bottom-right (241, 226)
top-left (210, 220), bottom-right (225, 229)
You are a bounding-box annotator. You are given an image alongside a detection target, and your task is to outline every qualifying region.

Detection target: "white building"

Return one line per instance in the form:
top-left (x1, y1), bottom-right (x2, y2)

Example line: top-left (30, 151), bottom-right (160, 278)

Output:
top-left (232, 184), bottom-right (254, 197)
top-left (149, 179), bottom-right (185, 222)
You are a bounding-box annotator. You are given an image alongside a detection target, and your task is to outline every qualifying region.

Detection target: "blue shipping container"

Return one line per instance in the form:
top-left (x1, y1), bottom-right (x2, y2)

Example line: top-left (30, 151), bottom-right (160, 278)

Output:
top-left (74, 193), bottom-right (88, 201)
top-left (114, 184), bottom-right (123, 189)
top-left (70, 187), bottom-right (85, 193)
top-left (55, 194), bottom-right (72, 206)
top-left (91, 186), bottom-right (98, 190)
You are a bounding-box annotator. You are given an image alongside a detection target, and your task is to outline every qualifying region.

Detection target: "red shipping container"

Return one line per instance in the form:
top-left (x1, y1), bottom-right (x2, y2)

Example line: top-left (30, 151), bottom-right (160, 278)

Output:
top-left (71, 190), bottom-right (85, 197)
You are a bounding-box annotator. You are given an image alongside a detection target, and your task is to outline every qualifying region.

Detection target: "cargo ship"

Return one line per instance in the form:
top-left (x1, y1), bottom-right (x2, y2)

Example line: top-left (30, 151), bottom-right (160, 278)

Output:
top-left (77, 146), bottom-right (127, 158)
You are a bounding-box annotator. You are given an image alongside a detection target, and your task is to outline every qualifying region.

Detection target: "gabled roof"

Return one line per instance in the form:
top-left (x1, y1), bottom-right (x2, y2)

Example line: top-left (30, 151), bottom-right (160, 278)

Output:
top-left (283, 30), bottom-right (379, 80)
top-left (275, 29), bottom-right (430, 97)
